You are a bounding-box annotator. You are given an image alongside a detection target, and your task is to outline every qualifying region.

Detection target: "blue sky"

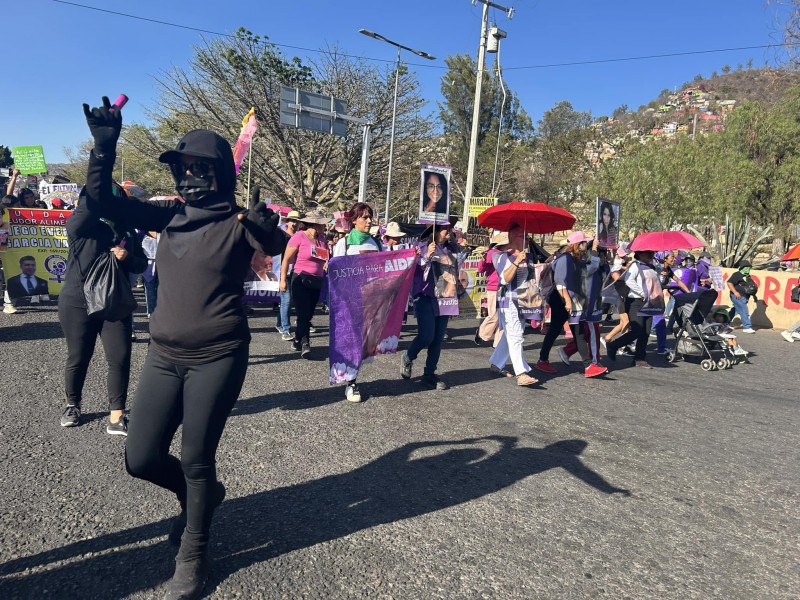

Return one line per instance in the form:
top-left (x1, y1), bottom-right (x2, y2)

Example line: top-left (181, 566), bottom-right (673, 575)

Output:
top-left (2, 0), bottom-right (792, 163)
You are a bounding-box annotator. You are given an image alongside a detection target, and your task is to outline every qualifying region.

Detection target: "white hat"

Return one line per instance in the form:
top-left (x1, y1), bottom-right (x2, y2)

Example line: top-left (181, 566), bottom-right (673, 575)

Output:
top-left (384, 222), bottom-right (407, 238)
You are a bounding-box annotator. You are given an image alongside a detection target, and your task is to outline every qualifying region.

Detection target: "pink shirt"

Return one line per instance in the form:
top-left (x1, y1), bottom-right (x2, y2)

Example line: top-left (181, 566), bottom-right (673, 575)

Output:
top-left (478, 247), bottom-right (501, 292)
top-left (288, 231), bottom-right (326, 277)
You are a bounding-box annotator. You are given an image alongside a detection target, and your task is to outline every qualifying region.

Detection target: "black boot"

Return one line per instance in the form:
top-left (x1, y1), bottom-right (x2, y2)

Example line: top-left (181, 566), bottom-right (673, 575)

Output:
top-left (164, 532), bottom-right (210, 600)
top-left (169, 481), bottom-right (226, 546)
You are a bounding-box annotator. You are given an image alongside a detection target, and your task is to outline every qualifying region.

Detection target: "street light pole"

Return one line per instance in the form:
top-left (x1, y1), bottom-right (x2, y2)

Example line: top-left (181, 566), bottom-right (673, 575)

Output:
top-left (462, 0), bottom-right (515, 226)
top-left (386, 46), bottom-right (401, 226)
top-left (359, 29), bottom-right (435, 224)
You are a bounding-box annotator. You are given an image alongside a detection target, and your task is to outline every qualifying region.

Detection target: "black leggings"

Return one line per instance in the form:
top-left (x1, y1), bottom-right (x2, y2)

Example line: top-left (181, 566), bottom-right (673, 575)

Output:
top-left (125, 345), bottom-right (249, 540)
top-left (291, 274), bottom-right (321, 343)
top-left (607, 297), bottom-right (651, 360)
top-left (58, 302), bottom-right (132, 411)
top-left (539, 291), bottom-right (568, 362)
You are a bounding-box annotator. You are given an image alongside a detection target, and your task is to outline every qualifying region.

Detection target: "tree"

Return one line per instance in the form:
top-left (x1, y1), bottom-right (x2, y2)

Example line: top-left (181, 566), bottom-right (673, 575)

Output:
top-left (516, 101), bottom-right (593, 211)
top-left (116, 29), bottom-right (434, 212)
top-left (722, 65), bottom-right (731, 74)
top-left (438, 54), bottom-right (534, 208)
top-left (715, 88), bottom-right (800, 253)
top-left (0, 145), bottom-right (12, 169)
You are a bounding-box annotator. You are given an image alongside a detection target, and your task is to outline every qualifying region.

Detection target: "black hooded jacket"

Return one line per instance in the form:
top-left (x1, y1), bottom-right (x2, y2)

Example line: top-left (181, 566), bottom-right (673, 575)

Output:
top-left (83, 131), bottom-right (286, 364)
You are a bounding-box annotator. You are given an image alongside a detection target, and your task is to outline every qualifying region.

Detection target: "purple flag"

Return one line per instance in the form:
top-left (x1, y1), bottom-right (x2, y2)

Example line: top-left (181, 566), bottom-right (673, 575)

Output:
top-left (328, 249), bottom-right (416, 384)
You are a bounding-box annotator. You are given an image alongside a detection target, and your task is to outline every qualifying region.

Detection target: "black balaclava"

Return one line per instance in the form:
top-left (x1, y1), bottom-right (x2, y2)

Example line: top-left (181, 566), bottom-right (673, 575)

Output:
top-left (159, 129), bottom-right (236, 205)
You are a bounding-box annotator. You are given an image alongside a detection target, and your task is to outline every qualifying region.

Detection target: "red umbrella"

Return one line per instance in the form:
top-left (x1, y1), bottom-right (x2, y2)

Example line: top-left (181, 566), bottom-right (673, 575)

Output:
top-left (781, 242), bottom-right (800, 261)
top-left (477, 202), bottom-right (576, 234)
top-left (629, 231), bottom-right (704, 251)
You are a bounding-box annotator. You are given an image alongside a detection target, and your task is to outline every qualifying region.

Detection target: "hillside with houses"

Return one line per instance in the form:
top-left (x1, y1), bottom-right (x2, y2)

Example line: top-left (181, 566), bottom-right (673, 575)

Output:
top-left (584, 67), bottom-right (800, 166)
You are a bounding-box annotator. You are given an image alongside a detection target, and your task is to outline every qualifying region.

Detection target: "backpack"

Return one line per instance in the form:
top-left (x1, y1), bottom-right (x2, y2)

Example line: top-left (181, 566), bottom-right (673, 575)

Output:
top-left (538, 261), bottom-right (555, 300)
top-left (739, 277), bottom-right (758, 297)
top-left (791, 284), bottom-right (800, 304)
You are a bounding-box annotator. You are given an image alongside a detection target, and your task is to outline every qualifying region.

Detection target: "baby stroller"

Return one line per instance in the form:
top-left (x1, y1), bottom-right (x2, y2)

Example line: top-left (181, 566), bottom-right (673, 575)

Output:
top-left (667, 289), bottom-right (737, 371)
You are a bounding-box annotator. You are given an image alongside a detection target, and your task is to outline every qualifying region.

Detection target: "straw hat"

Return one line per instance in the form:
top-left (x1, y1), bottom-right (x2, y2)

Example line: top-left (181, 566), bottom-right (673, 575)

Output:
top-left (298, 210), bottom-right (329, 225)
top-left (385, 222), bottom-right (407, 238)
top-left (285, 210), bottom-right (301, 221)
top-left (490, 232), bottom-right (510, 247)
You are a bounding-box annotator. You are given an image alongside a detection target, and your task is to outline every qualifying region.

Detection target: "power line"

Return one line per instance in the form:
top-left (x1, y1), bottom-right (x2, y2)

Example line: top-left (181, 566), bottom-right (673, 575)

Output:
top-left (52, 0), bottom-right (795, 72)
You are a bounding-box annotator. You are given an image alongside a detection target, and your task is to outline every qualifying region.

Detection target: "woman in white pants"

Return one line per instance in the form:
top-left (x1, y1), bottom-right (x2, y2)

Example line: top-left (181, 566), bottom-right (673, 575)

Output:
top-left (489, 227), bottom-right (539, 386)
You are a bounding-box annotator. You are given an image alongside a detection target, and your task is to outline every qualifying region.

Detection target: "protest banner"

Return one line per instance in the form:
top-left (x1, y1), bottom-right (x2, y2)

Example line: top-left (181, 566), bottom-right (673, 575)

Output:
top-left (2, 208), bottom-right (71, 299)
top-left (419, 164), bottom-right (452, 225)
top-left (596, 198), bottom-right (621, 248)
top-left (456, 248), bottom-right (486, 319)
top-left (468, 196), bottom-right (497, 218)
top-left (242, 250), bottom-right (281, 304)
top-left (12, 146), bottom-right (47, 175)
top-left (328, 249), bottom-right (416, 384)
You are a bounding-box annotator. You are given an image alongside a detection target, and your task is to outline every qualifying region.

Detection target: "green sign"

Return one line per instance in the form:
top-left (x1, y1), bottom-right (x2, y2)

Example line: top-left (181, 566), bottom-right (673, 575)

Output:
top-left (12, 146), bottom-right (47, 174)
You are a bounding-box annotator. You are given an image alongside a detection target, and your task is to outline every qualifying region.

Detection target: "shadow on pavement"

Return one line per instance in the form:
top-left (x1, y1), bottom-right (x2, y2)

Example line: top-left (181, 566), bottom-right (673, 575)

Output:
top-left (0, 436), bottom-right (630, 598)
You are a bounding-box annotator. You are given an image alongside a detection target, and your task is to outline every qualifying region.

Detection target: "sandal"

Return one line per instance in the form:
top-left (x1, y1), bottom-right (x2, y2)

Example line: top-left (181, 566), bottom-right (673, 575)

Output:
top-left (517, 372), bottom-right (539, 386)
top-left (489, 364), bottom-right (514, 378)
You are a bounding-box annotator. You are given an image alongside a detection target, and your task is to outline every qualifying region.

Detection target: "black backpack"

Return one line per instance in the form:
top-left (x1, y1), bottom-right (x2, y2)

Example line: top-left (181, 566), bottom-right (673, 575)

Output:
top-left (739, 277), bottom-right (758, 297)
top-left (791, 284), bottom-right (800, 304)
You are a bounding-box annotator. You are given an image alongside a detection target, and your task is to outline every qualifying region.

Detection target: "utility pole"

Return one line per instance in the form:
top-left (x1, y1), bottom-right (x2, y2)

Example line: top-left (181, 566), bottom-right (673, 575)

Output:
top-left (462, 0), bottom-right (514, 226)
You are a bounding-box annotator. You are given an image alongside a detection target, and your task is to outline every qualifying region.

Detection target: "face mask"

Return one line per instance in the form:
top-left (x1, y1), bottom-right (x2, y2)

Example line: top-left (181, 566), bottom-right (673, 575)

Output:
top-left (741, 269), bottom-right (750, 276)
top-left (175, 174), bottom-right (215, 203)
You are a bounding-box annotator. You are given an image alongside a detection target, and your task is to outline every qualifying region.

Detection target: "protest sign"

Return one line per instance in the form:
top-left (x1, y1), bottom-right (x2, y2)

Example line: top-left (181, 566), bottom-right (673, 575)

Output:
top-left (2, 208), bottom-right (71, 299)
top-left (419, 164), bottom-right (452, 225)
top-left (456, 248), bottom-right (486, 319)
top-left (468, 196), bottom-right (497, 218)
top-left (12, 146), bottom-right (47, 175)
top-left (596, 198), bottom-right (621, 248)
top-left (242, 250), bottom-right (281, 304)
top-left (328, 249), bottom-right (416, 384)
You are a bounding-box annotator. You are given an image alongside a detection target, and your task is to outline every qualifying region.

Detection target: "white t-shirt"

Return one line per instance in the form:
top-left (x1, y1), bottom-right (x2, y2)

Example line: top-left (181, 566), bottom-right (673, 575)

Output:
top-left (333, 236), bottom-right (382, 257)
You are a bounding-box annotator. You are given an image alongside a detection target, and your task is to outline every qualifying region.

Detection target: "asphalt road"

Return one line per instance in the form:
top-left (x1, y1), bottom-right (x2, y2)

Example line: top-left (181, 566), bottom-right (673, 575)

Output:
top-left (0, 296), bottom-right (798, 599)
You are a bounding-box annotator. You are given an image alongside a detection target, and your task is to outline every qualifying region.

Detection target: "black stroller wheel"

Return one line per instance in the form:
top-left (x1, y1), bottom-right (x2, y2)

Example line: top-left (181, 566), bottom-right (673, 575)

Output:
top-left (701, 359), bottom-right (714, 371)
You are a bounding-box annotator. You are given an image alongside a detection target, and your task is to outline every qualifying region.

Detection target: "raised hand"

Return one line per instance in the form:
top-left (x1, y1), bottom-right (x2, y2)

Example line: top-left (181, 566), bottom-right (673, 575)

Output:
top-left (82, 96), bottom-right (122, 156)
top-left (237, 185), bottom-right (286, 256)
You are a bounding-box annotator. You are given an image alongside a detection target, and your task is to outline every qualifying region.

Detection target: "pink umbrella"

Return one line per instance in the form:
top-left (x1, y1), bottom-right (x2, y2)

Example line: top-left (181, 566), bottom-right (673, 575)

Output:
top-left (629, 231), bottom-right (704, 251)
top-left (267, 204), bottom-right (292, 217)
top-left (477, 202), bottom-right (576, 234)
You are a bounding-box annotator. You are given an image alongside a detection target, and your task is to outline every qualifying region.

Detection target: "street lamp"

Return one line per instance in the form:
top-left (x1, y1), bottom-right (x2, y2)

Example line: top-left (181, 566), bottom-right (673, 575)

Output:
top-left (359, 29), bottom-right (435, 224)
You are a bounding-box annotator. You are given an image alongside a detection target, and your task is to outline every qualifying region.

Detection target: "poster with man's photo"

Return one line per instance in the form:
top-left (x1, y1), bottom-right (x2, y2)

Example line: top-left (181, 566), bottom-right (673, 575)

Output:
top-left (419, 164), bottom-right (452, 224)
top-left (596, 198), bottom-right (621, 249)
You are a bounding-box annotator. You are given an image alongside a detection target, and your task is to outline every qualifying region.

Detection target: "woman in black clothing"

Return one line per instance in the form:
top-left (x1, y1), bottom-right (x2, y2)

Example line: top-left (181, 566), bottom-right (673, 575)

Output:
top-left (58, 183), bottom-right (147, 434)
top-left (79, 97), bottom-right (286, 599)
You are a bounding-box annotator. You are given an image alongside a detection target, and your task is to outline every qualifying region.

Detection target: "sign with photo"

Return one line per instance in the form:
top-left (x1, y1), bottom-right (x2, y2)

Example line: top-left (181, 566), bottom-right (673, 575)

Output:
top-left (596, 197), bottom-right (621, 249)
top-left (418, 164), bottom-right (452, 225)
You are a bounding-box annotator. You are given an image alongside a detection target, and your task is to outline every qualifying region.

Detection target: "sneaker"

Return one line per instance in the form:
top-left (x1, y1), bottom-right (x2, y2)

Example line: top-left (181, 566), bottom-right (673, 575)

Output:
top-left (274, 326), bottom-right (282, 334)
top-left (3, 304), bottom-right (18, 314)
top-left (619, 347), bottom-right (634, 357)
top-left (534, 360), bottom-right (557, 374)
top-left (584, 363), bottom-right (608, 378)
top-left (106, 416), bottom-right (128, 436)
top-left (557, 348), bottom-right (570, 366)
top-left (421, 373), bottom-right (448, 390)
top-left (301, 340), bottom-right (311, 358)
top-left (292, 339), bottom-right (301, 352)
top-left (281, 331), bottom-right (293, 341)
top-left (741, 328), bottom-right (756, 334)
top-left (656, 348), bottom-right (668, 355)
top-left (781, 330), bottom-right (794, 343)
top-left (60, 405), bottom-right (81, 427)
top-left (474, 328), bottom-right (482, 346)
top-left (400, 354), bottom-right (413, 379)
top-left (309, 324), bottom-right (317, 333)
top-left (345, 383), bottom-right (362, 402)
top-left (733, 346), bottom-right (748, 356)
top-left (600, 337), bottom-right (608, 350)
top-left (793, 332), bottom-right (800, 340)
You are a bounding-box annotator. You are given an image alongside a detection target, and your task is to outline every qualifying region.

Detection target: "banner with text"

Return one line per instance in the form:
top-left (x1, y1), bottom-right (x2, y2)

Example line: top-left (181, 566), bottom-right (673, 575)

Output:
top-left (328, 249), bottom-right (416, 384)
top-left (1, 208), bottom-right (71, 299)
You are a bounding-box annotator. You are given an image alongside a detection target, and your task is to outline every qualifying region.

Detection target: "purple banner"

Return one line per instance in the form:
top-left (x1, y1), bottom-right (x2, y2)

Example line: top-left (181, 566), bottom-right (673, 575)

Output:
top-left (328, 249), bottom-right (416, 384)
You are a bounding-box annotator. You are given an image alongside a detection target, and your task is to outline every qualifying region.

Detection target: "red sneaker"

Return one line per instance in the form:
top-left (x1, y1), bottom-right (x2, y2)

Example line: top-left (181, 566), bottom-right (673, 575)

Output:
top-left (584, 363), bottom-right (608, 378)
top-left (534, 360), bottom-right (557, 374)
